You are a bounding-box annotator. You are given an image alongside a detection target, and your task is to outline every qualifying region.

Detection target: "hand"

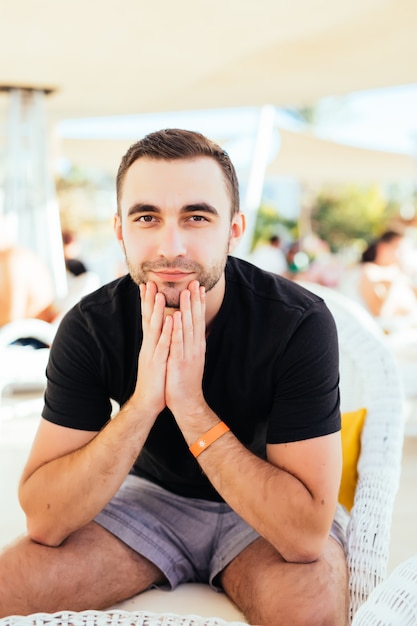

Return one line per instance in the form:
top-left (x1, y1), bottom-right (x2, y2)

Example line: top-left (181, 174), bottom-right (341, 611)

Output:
top-left (131, 282), bottom-right (172, 416)
top-left (166, 280), bottom-right (207, 419)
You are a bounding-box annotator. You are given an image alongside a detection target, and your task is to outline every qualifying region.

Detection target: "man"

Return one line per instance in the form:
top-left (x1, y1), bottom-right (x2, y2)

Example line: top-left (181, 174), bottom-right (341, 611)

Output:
top-left (0, 129), bottom-right (347, 625)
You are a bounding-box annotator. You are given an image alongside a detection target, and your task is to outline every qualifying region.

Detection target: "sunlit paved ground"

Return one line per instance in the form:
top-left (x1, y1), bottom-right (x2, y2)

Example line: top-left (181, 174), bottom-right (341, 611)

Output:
top-left (1, 390), bottom-right (417, 574)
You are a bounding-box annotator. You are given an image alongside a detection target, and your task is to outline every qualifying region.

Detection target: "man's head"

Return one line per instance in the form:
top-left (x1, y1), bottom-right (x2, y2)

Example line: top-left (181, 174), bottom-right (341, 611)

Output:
top-left (114, 129), bottom-right (244, 310)
top-left (116, 128), bottom-right (240, 218)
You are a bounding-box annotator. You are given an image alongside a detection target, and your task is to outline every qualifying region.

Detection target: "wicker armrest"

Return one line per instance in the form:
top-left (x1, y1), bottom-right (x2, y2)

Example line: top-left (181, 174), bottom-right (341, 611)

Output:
top-left (346, 468), bottom-right (402, 613)
top-left (297, 282), bottom-right (405, 622)
top-left (351, 553), bottom-right (417, 625)
top-left (346, 333), bottom-right (404, 616)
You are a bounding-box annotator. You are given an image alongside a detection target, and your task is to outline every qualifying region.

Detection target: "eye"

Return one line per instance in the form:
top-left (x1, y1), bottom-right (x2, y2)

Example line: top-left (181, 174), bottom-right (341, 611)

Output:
top-left (136, 214), bottom-right (157, 223)
top-left (188, 215), bottom-right (208, 222)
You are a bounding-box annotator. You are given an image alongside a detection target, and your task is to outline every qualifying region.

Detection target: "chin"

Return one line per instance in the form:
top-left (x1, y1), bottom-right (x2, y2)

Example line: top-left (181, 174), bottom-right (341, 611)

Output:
top-left (157, 284), bottom-right (183, 309)
top-left (164, 305), bottom-right (180, 314)
top-left (164, 298), bottom-right (181, 309)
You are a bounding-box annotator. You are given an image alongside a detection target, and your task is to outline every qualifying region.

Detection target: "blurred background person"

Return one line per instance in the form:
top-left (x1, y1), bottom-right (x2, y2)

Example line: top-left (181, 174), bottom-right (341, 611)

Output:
top-left (339, 230), bottom-right (417, 330)
top-left (359, 231), bottom-right (417, 320)
top-left (249, 234), bottom-right (287, 274)
top-left (62, 230), bottom-right (88, 277)
top-left (284, 240), bottom-right (311, 280)
top-left (0, 213), bottom-right (56, 327)
top-left (53, 229), bottom-right (100, 322)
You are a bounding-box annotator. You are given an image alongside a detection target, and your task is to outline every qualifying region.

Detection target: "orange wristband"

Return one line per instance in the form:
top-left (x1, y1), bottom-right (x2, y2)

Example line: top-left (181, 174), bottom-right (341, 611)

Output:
top-left (189, 422), bottom-right (230, 458)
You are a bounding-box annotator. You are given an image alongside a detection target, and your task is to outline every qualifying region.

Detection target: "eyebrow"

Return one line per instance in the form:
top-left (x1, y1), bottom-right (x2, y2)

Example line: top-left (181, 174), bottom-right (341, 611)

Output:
top-left (127, 202), bottom-right (219, 217)
top-left (182, 203), bottom-right (219, 216)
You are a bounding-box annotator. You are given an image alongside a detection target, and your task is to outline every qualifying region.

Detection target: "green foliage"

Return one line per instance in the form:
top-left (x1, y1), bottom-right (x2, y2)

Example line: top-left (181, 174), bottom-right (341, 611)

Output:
top-left (55, 166), bottom-right (115, 232)
top-left (310, 185), bottom-right (400, 252)
top-left (251, 204), bottom-right (297, 251)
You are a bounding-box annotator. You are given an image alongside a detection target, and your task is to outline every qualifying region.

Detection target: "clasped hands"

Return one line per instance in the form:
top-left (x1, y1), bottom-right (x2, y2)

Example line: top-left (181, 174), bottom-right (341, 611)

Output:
top-left (135, 280), bottom-right (207, 421)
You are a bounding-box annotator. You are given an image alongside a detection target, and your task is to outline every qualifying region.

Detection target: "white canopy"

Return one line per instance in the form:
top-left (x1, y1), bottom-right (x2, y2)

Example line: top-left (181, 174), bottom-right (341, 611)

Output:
top-left (1, 0), bottom-right (417, 120)
top-left (58, 129), bottom-right (417, 185)
top-left (267, 129), bottom-right (417, 184)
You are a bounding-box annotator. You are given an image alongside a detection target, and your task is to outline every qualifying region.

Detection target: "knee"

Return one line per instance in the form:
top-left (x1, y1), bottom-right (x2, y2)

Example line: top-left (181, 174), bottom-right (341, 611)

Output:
top-left (245, 558), bottom-right (348, 626)
top-left (291, 594), bottom-right (348, 626)
top-left (251, 592), bottom-right (347, 626)
top-left (0, 539), bottom-right (26, 617)
top-left (0, 535), bottom-right (58, 617)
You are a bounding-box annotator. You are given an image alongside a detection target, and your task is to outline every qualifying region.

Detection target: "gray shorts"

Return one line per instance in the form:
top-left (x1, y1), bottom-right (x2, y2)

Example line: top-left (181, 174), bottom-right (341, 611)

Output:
top-left (95, 474), bottom-right (348, 591)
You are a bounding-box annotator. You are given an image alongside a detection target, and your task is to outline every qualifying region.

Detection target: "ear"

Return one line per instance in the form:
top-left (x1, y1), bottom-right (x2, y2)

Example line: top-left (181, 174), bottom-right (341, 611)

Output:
top-left (114, 213), bottom-right (123, 242)
top-left (228, 212), bottom-right (246, 254)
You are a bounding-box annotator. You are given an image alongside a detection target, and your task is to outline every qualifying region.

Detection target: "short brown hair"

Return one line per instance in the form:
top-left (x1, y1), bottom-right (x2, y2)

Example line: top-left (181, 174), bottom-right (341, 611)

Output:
top-left (116, 128), bottom-right (240, 216)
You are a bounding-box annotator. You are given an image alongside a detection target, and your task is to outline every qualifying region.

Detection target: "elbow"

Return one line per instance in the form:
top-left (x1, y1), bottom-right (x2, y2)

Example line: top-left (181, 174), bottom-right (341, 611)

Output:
top-left (21, 497), bottom-right (68, 547)
top-left (19, 484), bottom-right (67, 547)
top-left (26, 517), bottom-right (67, 547)
top-left (278, 530), bottom-right (328, 564)
top-left (26, 515), bottom-right (65, 548)
top-left (281, 545), bottom-right (322, 564)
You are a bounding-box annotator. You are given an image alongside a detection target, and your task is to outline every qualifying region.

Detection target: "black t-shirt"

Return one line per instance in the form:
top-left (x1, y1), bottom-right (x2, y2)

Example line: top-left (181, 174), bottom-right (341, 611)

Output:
top-left (43, 256), bottom-right (340, 501)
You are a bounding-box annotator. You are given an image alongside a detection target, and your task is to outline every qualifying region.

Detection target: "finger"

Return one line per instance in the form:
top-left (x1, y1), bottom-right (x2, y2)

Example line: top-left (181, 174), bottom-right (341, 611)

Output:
top-left (149, 292), bottom-right (166, 334)
top-left (142, 282), bottom-right (165, 334)
top-left (198, 285), bottom-right (206, 332)
top-left (153, 314), bottom-right (173, 361)
top-left (189, 281), bottom-right (205, 340)
top-left (140, 282), bottom-right (156, 325)
top-left (180, 287), bottom-right (193, 336)
top-left (170, 310), bottom-right (184, 360)
top-left (181, 281), bottom-right (201, 333)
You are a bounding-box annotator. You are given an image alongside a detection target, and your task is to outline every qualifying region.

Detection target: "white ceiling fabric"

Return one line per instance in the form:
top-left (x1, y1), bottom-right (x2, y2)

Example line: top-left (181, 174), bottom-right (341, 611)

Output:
top-left (1, 0), bottom-right (416, 120)
top-left (58, 130), bottom-right (417, 185)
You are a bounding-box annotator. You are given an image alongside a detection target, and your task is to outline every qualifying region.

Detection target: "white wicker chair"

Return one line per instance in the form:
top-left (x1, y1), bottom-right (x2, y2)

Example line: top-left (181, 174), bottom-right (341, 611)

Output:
top-left (0, 610), bottom-right (247, 626)
top-left (298, 282), bottom-right (405, 621)
top-left (351, 552), bottom-right (417, 625)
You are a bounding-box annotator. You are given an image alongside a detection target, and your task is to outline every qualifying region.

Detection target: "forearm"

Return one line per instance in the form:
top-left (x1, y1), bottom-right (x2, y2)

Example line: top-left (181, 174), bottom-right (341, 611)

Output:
top-left (19, 401), bottom-right (156, 547)
top-left (201, 441), bottom-right (330, 562)
top-left (180, 410), bottom-right (338, 563)
top-left (21, 280), bottom-right (173, 546)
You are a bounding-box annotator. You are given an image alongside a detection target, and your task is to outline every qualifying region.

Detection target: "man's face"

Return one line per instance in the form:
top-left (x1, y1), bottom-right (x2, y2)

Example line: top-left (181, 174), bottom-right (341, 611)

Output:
top-left (115, 157), bottom-right (243, 308)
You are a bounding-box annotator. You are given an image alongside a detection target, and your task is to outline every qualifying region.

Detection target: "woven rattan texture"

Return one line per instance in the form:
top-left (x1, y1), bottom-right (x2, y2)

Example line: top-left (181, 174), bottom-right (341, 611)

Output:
top-left (298, 283), bottom-right (405, 623)
top-left (351, 553), bottom-right (417, 625)
top-left (0, 610), bottom-right (248, 626)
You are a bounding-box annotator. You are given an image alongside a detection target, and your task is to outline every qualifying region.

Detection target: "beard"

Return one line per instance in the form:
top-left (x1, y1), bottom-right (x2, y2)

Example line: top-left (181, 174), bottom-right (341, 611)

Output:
top-left (126, 248), bottom-right (229, 309)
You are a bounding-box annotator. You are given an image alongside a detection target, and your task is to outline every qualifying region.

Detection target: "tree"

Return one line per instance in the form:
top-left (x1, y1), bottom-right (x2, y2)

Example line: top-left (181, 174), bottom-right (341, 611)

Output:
top-left (310, 184), bottom-right (400, 252)
top-left (251, 204), bottom-right (297, 251)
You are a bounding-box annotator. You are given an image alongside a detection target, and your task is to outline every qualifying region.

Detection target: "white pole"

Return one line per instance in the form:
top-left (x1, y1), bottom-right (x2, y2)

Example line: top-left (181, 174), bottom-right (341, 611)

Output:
top-left (238, 105), bottom-right (276, 259)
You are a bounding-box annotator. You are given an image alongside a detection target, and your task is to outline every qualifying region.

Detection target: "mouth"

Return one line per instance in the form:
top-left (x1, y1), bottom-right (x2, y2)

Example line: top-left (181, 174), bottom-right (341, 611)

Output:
top-left (151, 270), bottom-right (194, 282)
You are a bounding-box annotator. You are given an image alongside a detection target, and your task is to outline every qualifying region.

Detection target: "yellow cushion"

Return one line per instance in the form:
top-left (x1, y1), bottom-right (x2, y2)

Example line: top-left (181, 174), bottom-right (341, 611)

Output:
top-left (338, 408), bottom-right (367, 511)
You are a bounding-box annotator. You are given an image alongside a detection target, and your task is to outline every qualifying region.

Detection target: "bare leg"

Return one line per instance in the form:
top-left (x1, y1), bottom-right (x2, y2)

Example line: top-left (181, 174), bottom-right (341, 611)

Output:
top-left (0, 521), bottom-right (166, 617)
top-left (219, 536), bottom-right (348, 626)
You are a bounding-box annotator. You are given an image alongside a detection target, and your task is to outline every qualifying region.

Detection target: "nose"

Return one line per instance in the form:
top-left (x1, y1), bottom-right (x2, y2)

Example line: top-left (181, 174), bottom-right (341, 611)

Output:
top-left (157, 223), bottom-right (187, 258)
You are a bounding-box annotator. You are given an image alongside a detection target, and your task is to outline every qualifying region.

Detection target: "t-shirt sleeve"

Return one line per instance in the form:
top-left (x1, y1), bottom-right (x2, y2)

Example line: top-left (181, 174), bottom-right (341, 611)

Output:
top-left (42, 306), bottom-right (113, 431)
top-left (266, 300), bottom-right (341, 444)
